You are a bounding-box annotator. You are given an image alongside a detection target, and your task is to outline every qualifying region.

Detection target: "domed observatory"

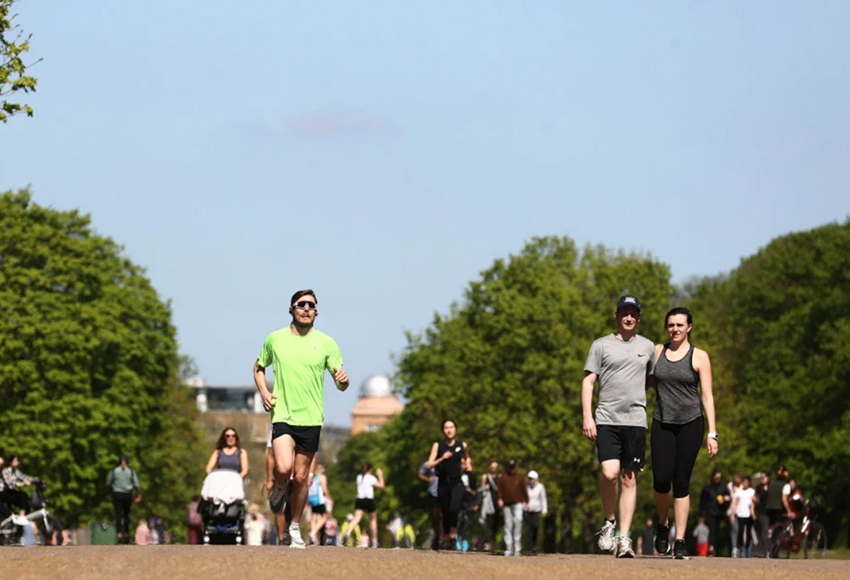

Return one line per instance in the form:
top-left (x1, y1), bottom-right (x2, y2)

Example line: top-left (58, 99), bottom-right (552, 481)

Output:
top-left (350, 374), bottom-right (404, 434)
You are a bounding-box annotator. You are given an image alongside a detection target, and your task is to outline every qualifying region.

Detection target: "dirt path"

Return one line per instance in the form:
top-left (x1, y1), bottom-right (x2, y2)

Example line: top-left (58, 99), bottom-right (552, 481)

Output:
top-left (3, 546), bottom-right (845, 580)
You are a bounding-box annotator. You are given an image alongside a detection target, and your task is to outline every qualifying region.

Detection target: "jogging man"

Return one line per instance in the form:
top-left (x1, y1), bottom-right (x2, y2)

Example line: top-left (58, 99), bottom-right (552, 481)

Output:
top-left (254, 289), bottom-right (349, 549)
top-left (582, 295), bottom-right (655, 558)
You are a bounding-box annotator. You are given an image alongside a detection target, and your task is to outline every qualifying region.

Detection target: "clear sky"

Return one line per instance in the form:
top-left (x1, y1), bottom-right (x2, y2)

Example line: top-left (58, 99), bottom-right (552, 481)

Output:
top-left (3, 1), bottom-right (848, 427)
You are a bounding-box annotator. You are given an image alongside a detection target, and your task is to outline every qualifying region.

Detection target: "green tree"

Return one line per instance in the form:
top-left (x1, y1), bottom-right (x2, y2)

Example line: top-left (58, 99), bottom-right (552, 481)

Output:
top-left (1, 0), bottom-right (40, 122)
top-left (0, 189), bottom-right (206, 534)
top-left (390, 236), bottom-right (674, 551)
top-left (687, 220), bottom-right (850, 546)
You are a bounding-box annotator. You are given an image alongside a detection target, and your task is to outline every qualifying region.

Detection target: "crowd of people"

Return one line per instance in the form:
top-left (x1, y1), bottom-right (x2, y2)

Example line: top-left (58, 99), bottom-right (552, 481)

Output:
top-left (0, 289), bottom-right (810, 557)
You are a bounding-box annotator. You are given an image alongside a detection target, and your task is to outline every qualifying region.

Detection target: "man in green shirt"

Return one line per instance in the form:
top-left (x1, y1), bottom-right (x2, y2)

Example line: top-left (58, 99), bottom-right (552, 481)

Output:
top-left (254, 289), bottom-right (349, 549)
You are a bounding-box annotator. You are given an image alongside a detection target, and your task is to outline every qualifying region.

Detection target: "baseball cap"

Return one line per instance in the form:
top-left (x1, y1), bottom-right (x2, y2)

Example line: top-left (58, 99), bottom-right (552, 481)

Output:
top-left (506, 459), bottom-right (517, 469)
top-left (616, 295), bottom-right (641, 312)
top-left (528, 470), bottom-right (539, 479)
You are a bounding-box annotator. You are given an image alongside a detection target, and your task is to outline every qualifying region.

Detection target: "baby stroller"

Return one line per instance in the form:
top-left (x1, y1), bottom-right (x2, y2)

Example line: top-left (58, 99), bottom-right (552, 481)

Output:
top-left (199, 470), bottom-right (246, 545)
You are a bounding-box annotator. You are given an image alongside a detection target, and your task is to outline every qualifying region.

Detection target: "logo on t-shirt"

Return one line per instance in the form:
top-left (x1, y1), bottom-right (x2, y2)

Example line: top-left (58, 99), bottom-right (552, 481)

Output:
top-left (455, 447), bottom-right (461, 453)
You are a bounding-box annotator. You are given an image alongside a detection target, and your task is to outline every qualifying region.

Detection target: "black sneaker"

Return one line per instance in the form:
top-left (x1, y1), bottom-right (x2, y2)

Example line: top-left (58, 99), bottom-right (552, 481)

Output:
top-left (655, 524), bottom-right (671, 555)
top-left (673, 539), bottom-right (688, 560)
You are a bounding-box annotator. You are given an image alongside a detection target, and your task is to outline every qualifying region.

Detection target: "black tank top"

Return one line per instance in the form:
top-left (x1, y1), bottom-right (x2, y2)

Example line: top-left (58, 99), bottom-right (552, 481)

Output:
top-left (436, 439), bottom-right (464, 480)
top-left (653, 344), bottom-right (702, 424)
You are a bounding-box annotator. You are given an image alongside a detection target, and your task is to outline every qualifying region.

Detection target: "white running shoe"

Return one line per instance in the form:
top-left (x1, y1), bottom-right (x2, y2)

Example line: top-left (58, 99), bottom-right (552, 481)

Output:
top-left (308, 530), bottom-right (318, 545)
top-left (289, 524), bottom-right (306, 549)
top-left (616, 536), bottom-right (635, 558)
top-left (597, 520), bottom-right (617, 552)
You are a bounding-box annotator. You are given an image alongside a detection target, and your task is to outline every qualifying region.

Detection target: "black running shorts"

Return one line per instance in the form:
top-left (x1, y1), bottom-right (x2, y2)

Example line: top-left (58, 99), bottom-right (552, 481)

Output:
top-left (596, 424), bottom-right (646, 471)
top-left (354, 498), bottom-right (377, 513)
top-left (272, 422), bottom-right (322, 454)
top-left (311, 503), bottom-right (326, 515)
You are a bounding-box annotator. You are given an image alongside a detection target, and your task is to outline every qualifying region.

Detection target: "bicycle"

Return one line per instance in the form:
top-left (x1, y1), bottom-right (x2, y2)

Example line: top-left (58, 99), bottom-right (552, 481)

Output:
top-left (767, 499), bottom-right (827, 559)
top-left (0, 480), bottom-right (54, 546)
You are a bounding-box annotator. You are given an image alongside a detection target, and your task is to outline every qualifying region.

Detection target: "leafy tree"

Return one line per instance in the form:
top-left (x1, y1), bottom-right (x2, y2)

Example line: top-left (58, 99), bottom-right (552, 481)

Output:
top-left (389, 236), bottom-right (674, 551)
top-left (1, 0), bottom-right (40, 122)
top-left (0, 189), bottom-right (206, 533)
top-left (687, 220), bottom-right (850, 546)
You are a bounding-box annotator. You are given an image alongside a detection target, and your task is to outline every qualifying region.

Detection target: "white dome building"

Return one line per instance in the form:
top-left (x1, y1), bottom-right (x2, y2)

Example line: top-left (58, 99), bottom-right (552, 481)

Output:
top-left (350, 374), bottom-right (404, 434)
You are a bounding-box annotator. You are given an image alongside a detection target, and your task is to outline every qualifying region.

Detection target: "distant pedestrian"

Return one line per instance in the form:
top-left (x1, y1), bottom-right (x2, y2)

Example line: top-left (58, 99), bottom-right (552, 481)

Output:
top-left (754, 472), bottom-right (770, 555)
top-left (525, 470), bottom-right (547, 555)
top-left (497, 459), bottom-right (528, 557)
top-left (638, 519), bottom-right (655, 556)
top-left (186, 495), bottom-right (203, 545)
top-left (427, 419), bottom-right (471, 550)
top-left (418, 460), bottom-right (441, 550)
top-left (699, 469), bottom-right (730, 556)
top-left (693, 517), bottom-right (710, 556)
top-left (479, 460), bottom-right (500, 553)
top-left (135, 518), bottom-right (151, 546)
top-left (106, 454), bottom-right (141, 545)
top-left (582, 296), bottom-right (655, 558)
top-left (346, 462), bottom-right (385, 548)
top-left (731, 476), bottom-right (756, 557)
top-left (308, 463), bottom-right (332, 545)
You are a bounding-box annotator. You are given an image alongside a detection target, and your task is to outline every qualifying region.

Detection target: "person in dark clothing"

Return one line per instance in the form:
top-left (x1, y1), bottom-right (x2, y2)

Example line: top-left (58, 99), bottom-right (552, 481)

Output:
top-left (427, 419), bottom-right (471, 550)
top-left (754, 472), bottom-right (770, 556)
top-left (699, 469), bottom-right (730, 556)
top-left (497, 460), bottom-right (529, 557)
top-left (106, 454), bottom-right (141, 544)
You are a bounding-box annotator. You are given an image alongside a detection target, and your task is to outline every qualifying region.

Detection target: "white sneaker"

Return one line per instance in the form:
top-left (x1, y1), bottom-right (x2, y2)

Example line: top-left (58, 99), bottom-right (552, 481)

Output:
top-left (308, 531), bottom-right (318, 545)
top-left (288, 524), bottom-right (306, 549)
top-left (504, 549), bottom-right (513, 557)
top-left (597, 520), bottom-right (617, 552)
top-left (616, 536), bottom-right (635, 558)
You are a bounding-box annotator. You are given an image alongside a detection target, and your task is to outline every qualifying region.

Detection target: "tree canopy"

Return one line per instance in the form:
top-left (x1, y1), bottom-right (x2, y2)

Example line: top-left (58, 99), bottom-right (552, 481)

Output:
top-left (1, 0), bottom-right (39, 122)
top-left (0, 189), bottom-right (206, 531)
top-left (384, 236), bottom-right (675, 551)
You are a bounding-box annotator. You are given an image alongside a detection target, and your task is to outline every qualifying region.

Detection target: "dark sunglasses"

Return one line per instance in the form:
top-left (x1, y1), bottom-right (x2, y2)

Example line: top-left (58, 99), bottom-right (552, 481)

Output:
top-left (225, 433), bottom-right (237, 438)
top-left (293, 301), bottom-right (317, 311)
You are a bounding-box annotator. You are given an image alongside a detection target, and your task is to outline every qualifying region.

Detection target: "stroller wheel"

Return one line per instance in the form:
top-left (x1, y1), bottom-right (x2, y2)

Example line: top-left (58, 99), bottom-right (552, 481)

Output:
top-left (203, 535), bottom-right (210, 545)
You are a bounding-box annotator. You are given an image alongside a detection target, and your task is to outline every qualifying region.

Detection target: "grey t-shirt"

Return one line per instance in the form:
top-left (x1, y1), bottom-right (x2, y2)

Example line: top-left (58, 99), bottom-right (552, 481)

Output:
top-left (585, 333), bottom-right (655, 428)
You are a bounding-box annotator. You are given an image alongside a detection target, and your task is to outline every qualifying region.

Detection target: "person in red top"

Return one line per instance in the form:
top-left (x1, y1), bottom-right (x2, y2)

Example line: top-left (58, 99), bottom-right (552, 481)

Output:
top-left (497, 460), bottom-right (529, 556)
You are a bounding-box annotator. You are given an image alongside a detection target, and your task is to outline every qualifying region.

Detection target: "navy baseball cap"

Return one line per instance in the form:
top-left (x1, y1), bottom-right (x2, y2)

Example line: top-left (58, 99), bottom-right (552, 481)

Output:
top-left (616, 295), bottom-right (641, 312)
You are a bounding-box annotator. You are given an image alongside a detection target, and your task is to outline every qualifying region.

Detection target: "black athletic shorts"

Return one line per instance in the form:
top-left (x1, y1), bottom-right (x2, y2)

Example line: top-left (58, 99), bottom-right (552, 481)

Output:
top-left (596, 424), bottom-right (646, 471)
top-left (355, 498), bottom-right (376, 513)
top-left (272, 422), bottom-right (322, 454)
top-left (311, 503), bottom-right (326, 515)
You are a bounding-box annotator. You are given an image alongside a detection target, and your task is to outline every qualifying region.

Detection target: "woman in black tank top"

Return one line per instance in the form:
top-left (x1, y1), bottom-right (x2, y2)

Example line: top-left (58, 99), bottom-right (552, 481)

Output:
top-left (427, 419), bottom-right (471, 550)
top-left (650, 307), bottom-right (718, 559)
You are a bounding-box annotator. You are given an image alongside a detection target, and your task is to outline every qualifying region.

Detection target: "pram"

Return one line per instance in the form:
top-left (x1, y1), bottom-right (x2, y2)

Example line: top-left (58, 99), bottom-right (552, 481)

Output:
top-left (198, 470), bottom-right (246, 545)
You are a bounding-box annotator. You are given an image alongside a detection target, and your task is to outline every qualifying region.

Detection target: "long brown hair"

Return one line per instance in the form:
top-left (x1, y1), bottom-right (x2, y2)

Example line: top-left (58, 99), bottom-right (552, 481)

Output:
top-left (216, 427), bottom-right (240, 450)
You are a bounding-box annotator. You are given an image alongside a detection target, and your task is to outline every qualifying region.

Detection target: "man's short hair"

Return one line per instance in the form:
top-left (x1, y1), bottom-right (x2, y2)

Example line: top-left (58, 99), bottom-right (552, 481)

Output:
top-left (290, 289), bottom-right (317, 306)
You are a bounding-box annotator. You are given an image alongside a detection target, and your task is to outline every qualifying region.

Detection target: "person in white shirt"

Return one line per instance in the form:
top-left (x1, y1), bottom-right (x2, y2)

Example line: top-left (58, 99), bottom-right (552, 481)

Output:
top-left (345, 462), bottom-right (384, 548)
top-left (525, 470), bottom-right (548, 555)
top-left (730, 475), bottom-right (756, 558)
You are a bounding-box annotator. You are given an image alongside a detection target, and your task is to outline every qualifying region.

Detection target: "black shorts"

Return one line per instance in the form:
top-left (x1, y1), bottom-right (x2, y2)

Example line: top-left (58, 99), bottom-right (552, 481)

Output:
top-left (272, 422), bottom-right (322, 454)
top-left (596, 424), bottom-right (646, 471)
top-left (355, 498), bottom-right (376, 513)
top-left (311, 503), bottom-right (326, 515)
top-left (428, 495), bottom-right (440, 509)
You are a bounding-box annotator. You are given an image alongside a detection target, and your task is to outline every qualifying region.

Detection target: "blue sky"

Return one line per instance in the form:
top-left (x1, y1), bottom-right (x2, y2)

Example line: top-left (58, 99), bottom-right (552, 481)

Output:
top-left (3, 1), bottom-right (849, 426)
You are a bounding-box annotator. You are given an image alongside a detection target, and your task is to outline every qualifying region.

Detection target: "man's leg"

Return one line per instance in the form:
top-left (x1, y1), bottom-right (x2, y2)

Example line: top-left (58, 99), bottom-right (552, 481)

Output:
top-left (503, 506), bottom-right (514, 555)
top-left (289, 450), bottom-right (315, 525)
top-left (512, 504), bottom-right (524, 555)
top-left (272, 435), bottom-right (296, 485)
top-left (618, 468), bottom-right (638, 537)
top-left (599, 460), bottom-right (620, 521)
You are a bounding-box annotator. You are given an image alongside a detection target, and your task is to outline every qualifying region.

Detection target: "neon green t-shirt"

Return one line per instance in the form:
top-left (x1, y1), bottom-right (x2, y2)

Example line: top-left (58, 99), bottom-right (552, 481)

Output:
top-left (257, 327), bottom-right (344, 426)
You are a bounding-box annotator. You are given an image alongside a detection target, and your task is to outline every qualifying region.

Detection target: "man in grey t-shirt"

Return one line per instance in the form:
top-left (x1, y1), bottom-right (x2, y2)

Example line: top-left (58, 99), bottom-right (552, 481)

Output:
top-left (581, 295), bottom-right (655, 558)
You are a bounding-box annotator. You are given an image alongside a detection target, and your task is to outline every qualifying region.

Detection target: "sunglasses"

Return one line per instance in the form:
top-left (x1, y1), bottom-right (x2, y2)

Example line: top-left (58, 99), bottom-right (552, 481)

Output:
top-left (225, 433), bottom-right (237, 438)
top-left (293, 301), bottom-right (317, 311)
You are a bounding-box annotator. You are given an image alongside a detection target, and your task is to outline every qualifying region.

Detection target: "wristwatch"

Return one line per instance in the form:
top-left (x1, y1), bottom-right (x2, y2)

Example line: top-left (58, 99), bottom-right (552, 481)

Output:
top-left (708, 432), bottom-right (719, 441)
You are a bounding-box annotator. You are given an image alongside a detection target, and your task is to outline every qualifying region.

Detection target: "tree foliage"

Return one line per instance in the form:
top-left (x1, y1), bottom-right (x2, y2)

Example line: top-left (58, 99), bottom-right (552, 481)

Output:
top-left (386, 236), bottom-right (674, 551)
top-left (687, 220), bottom-right (850, 545)
top-left (1, 0), bottom-right (40, 122)
top-left (0, 189), bottom-right (206, 531)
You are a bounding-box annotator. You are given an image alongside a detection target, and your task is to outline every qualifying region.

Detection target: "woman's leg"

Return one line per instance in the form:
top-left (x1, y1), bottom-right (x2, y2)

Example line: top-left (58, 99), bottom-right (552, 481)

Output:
top-left (672, 417), bottom-right (705, 540)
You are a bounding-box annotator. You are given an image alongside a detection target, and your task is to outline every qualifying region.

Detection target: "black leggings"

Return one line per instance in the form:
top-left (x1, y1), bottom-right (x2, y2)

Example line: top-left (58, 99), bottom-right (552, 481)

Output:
top-left (112, 492), bottom-right (133, 539)
top-left (737, 517), bottom-right (754, 550)
top-left (651, 416), bottom-right (704, 498)
top-left (438, 479), bottom-right (464, 535)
